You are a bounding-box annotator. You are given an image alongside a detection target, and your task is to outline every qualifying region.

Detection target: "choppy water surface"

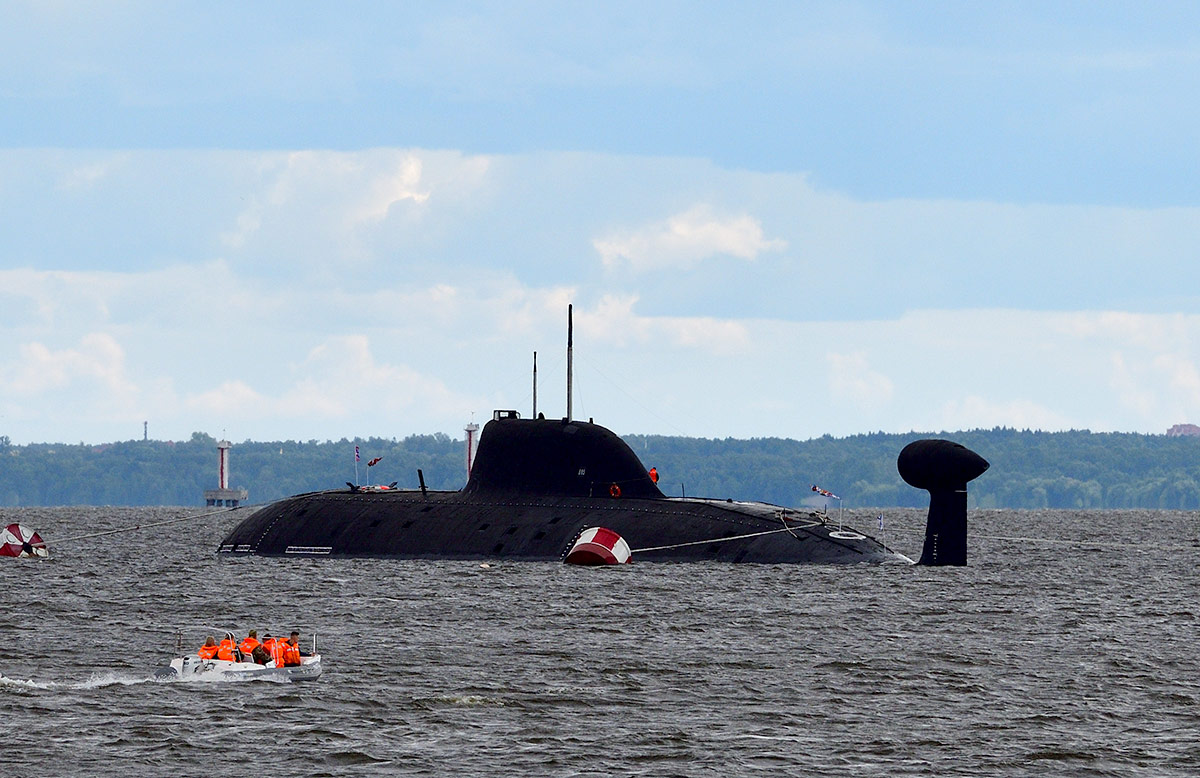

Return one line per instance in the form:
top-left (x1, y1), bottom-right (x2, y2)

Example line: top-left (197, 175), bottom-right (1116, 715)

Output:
top-left (2, 506), bottom-right (1198, 776)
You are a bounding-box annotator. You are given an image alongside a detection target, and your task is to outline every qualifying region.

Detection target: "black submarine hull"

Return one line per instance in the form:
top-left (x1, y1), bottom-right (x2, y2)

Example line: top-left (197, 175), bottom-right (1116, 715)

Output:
top-left (218, 488), bottom-right (909, 563)
top-left (218, 413), bottom-right (911, 564)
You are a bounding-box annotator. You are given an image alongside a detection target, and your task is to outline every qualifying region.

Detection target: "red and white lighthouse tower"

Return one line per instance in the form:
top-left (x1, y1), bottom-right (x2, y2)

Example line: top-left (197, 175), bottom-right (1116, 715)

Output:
top-left (218, 439), bottom-right (231, 490)
top-left (464, 421), bottom-right (480, 477)
top-left (204, 438), bottom-right (249, 507)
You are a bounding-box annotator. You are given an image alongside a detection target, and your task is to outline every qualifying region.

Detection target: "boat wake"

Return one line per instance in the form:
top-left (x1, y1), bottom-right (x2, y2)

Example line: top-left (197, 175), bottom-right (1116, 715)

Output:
top-left (1, 670), bottom-right (151, 691)
top-left (0, 673), bottom-right (49, 691)
top-left (0, 669), bottom-right (292, 692)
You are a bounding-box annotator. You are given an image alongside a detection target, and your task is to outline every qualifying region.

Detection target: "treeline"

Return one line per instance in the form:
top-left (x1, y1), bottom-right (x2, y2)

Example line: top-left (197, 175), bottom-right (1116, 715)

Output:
top-left (1, 428), bottom-right (1199, 509)
top-left (630, 428), bottom-right (1200, 510)
top-left (0, 432), bottom-right (465, 508)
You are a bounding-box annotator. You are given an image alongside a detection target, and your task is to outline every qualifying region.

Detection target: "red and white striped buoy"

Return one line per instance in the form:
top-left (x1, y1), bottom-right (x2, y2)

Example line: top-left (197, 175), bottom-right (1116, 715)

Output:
top-left (1, 523), bottom-right (47, 558)
top-left (564, 526), bottom-right (632, 565)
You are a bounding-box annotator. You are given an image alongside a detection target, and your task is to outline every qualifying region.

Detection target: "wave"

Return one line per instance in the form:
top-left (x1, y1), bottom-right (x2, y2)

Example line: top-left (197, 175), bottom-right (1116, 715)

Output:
top-left (0, 669), bottom-right (292, 691)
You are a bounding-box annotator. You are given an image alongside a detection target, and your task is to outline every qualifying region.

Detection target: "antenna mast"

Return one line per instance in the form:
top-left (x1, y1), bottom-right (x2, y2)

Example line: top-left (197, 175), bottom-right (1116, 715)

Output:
top-left (566, 304), bottom-right (573, 421)
top-left (532, 351), bottom-right (538, 418)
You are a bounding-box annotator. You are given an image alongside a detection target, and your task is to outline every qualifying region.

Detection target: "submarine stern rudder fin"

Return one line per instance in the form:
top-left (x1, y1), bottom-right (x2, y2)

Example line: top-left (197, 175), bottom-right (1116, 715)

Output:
top-left (897, 439), bottom-right (989, 566)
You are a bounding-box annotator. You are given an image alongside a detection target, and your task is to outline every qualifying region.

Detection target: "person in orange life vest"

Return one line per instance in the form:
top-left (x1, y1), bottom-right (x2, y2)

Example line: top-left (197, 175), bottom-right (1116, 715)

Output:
top-left (253, 633), bottom-right (276, 665)
top-left (269, 635), bottom-right (288, 667)
top-left (197, 635), bottom-right (219, 660)
top-left (648, 467), bottom-right (659, 484)
top-left (251, 641), bottom-right (271, 665)
top-left (216, 632), bottom-right (241, 662)
top-left (290, 630), bottom-right (314, 657)
top-left (281, 631), bottom-right (303, 667)
top-left (239, 629), bottom-right (261, 655)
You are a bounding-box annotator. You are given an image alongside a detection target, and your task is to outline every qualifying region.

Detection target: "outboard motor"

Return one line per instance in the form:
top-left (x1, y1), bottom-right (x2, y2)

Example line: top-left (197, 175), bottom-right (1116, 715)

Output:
top-left (897, 439), bottom-right (989, 566)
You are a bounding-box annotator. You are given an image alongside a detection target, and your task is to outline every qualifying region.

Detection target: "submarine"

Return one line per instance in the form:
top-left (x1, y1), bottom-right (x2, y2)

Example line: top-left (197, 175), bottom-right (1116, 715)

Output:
top-left (218, 308), bottom-right (989, 565)
top-left (218, 412), bottom-right (989, 564)
top-left (221, 410), bottom-right (912, 563)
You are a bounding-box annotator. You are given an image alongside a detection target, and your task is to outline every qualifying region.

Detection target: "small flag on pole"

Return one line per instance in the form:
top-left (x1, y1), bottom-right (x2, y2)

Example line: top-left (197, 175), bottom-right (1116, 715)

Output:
top-left (367, 457), bottom-right (382, 467)
top-left (811, 484), bottom-right (840, 500)
top-left (355, 446), bottom-right (360, 462)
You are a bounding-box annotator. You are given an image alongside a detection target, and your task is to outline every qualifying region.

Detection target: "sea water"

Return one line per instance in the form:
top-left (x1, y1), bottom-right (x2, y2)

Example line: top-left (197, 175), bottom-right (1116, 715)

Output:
top-left (1, 506), bottom-right (1198, 776)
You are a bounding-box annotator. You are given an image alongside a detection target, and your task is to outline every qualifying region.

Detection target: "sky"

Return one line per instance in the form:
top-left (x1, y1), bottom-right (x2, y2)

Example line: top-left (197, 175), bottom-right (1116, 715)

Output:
top-left (3, 1), bottom-right (1200, 445)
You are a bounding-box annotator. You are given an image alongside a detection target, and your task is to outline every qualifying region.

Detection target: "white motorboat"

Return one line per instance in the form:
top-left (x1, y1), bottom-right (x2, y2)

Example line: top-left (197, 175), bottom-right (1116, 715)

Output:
top-left (156, 632), bottom-right (322, 681)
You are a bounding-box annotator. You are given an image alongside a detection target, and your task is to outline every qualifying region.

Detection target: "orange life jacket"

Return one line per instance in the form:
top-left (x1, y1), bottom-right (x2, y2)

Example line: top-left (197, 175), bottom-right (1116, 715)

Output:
top-left (270, 639), bottom-right (287, 667)
top-left (197, 643), bottom-right (219, 660)
top-left (283, 642), bottom-right (302, 667)
top-left (216, 638), bottom-right (237, 661)
top-left (239, 637), bottom-right (261, 654)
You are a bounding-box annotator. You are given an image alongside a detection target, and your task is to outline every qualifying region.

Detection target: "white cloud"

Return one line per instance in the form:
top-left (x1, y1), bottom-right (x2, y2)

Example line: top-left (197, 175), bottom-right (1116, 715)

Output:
top-left (282, 335), bottom-right (474, 420)
top-left (1155, 352), bottom-right (1200, 403)
top-left (354, 156), bottom-right (431, 223)
top-left (592, 204), bottom-right (786, 272)
top-left (1057, 316), bottom-right (1200, 428)
top-left (170, 335), bottom-right (482, 436)
top-left (934, 395), bottom-right (1072, 432)
top-left (58, 155), bottom-right (129, 192)
top-left (0, 334), bottom-right (150, 434)
top-left (1107, 352), bottom-right (1157, 419)
top-left (7, 148), bottom-right (1200, 443)
top-left (827, 352), bottom-right (893, 411)
top-left (4, 333), bottom-right (133, 397)
top-left (576, 294), bottom-right (749, 355)
top-left (216, 149), bottom-right (488, 268)
top-left (0, 261), bottom-right (261, 338)
top-left (1108, 350), bottom-right (1200, 428)
top-left (186, 380), bottom-right (266, 416)
top-left (0, 268), bottom-right (118, 329)
top-left (662, 317), bottom-right (749, 354)
top-left (1058, 311), bottom-right (1185, 348)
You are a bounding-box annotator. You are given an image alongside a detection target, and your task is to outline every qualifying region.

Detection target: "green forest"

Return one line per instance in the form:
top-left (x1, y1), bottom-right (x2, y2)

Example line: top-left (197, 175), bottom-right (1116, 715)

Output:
top-left (1, 427), bottom-right (1199, 510)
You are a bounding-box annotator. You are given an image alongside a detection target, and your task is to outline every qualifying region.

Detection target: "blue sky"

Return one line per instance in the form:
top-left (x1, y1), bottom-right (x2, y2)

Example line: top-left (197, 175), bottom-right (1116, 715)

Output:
top-left (3, 1), bottom-right (1200, 445)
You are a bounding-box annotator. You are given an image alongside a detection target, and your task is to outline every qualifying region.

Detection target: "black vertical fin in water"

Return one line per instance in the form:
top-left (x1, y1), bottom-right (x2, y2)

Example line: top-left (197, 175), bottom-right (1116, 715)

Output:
top-left (921, 487), bottom-right (969, 566)
top-left (897, 439), bottom-right (989, 566)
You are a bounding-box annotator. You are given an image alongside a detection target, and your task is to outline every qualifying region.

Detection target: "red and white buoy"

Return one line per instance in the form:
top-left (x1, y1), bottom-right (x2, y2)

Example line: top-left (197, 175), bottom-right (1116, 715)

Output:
top-left (1, 523), bottom-right (47, 558)
top-left (564, 526), bottom-right (632, 565)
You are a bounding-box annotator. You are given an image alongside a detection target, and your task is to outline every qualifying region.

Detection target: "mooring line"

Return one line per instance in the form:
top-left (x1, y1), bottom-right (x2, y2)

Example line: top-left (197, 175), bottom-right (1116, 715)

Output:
top-left (973, 532), bottom-right (1200, 551)
top-left (631, 521), bottom-right (823, 553)
top-left (881, 525), bottom-right (1200, 552)
top-left (54, 503), bottom-right (260, 544)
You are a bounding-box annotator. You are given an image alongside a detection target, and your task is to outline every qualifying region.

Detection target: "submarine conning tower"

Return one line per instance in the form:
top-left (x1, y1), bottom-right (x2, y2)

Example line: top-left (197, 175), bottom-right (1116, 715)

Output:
top-left (898, 438), bottom-right (990, 566)
top-left (463, 411), bottom-right (665, 499)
